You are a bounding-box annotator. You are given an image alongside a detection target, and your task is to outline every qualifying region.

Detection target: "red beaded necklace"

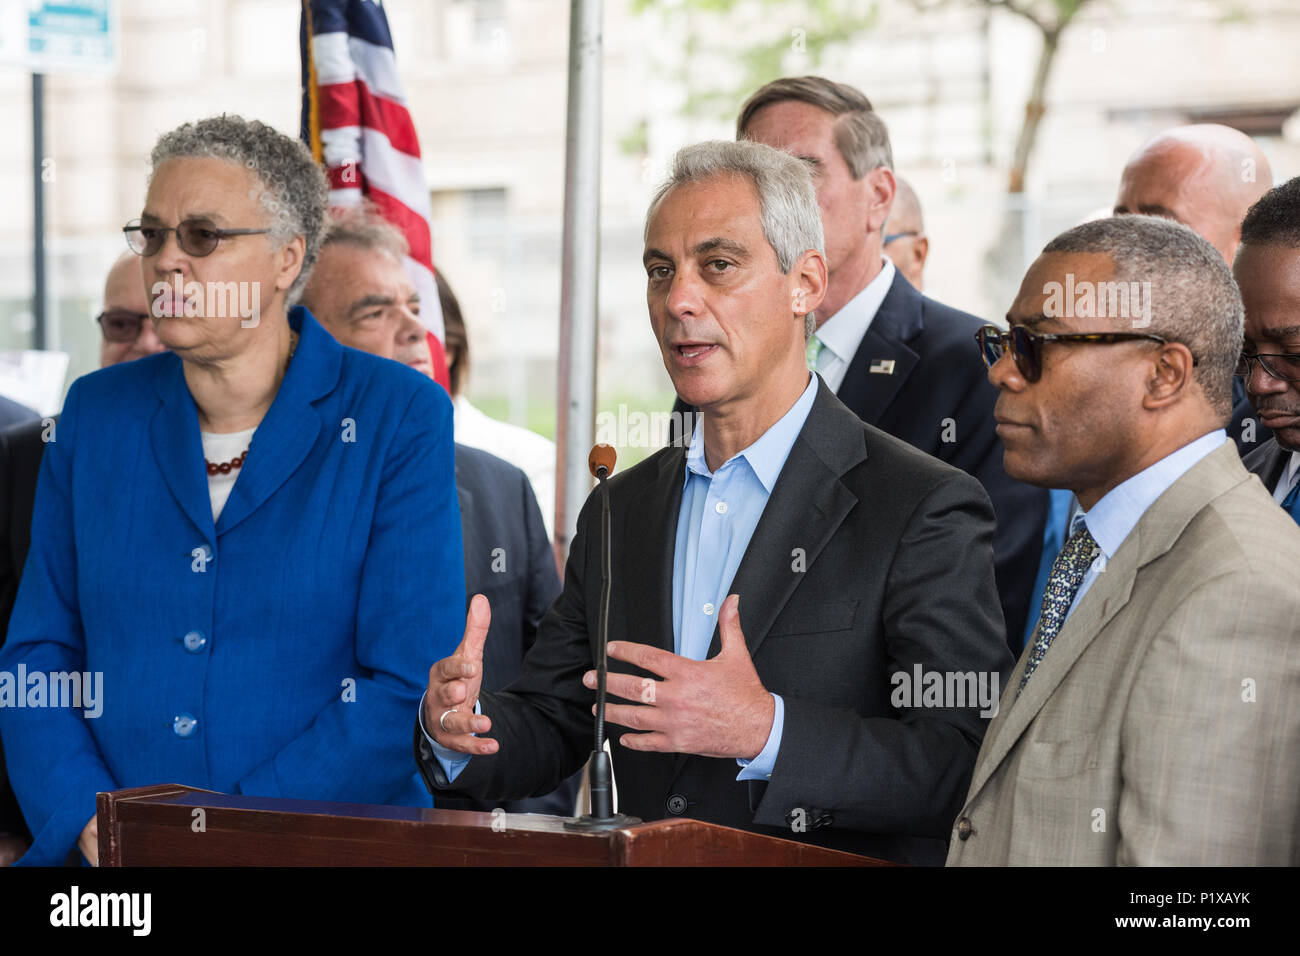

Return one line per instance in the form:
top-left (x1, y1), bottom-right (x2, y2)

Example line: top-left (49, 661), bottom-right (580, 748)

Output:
top-left (203, 330), bottom-right (298, 477)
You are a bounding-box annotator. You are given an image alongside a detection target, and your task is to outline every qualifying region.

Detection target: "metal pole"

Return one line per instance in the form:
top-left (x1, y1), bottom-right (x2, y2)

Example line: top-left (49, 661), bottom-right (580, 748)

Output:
top-left (554, 0), bottom-right (602, 562)
top-left (32, 71), bottom-right (47, 351)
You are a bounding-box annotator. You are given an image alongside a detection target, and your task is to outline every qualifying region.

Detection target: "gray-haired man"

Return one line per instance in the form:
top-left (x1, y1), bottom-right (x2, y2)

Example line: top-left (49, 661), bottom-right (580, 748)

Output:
top-left (416, 140), bottom-right (1011, 864)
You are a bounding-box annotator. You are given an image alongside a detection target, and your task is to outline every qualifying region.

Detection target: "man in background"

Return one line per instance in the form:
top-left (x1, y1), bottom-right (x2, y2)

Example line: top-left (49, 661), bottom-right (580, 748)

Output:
top-left (883, 175), bottom-right (928, 292)
top-left (718, 75), bottom-right (1047, 649)
top-left (0, 251), bottom-right (166, 864)
top-left (1234, 176), bottom-right (1300, 519)
top-left (1115, 123), bottom-right (1274, 453)
top-left (300, 208), bottom-right (576, 815)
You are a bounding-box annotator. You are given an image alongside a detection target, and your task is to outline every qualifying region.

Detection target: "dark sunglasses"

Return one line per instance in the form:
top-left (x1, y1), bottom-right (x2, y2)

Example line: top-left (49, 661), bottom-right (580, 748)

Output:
top-left (976, 324), bottom-right (1176, 383)
top-left (1235, 352), bottom-right (1300, 383)
top-left (123, 218), bottom-right (270, 257)
top-left (96, 309), bottom-right (150, 343)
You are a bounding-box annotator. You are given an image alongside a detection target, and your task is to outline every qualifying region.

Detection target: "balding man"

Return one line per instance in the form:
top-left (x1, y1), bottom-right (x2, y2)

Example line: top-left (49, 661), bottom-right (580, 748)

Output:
top-left (1235, 176), bottom-right (1300, 520)
top-left (0, 250), bottom-right (165, 864)
top-left (1115, 123), bottom-right (1274, 452)
top-left (949, 216), bottom-right (1300, 865)
top-left (883, 176), bottom-right (928, 292)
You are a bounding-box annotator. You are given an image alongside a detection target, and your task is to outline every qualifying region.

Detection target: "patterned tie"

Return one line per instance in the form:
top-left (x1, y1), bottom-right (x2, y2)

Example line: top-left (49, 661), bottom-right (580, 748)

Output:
top-left (1018, 519), bottom-right (1100, 696)
top-left (1283, 479), bottom-right (1300, 527)
top-left (805, 335), bottom-right (823, 372)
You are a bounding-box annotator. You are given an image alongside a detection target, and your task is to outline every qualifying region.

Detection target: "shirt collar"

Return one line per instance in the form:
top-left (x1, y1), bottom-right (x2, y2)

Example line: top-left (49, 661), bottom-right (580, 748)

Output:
top-left (1284, 450), bottom-right (1300, 491)
top-left (684, 374), bottom-right (819, 492)
top-left (813, 256), bottom-right (895, 364)
top-left (1080, 429), bottom-right (1228, 558)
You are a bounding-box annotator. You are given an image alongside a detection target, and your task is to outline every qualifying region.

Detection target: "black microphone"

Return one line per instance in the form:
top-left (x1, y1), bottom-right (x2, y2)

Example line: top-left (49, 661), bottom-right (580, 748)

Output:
top-left (566, 444), bottom-right (641, 831)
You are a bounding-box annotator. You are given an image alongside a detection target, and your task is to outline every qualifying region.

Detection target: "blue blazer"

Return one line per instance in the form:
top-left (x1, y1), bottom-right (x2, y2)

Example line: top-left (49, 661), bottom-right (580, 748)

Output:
top-left (0, 307), bottom-right (465, 865)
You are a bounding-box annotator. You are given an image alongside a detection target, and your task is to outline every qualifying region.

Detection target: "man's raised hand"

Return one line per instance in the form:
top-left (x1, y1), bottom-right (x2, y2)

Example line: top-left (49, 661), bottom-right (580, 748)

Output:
top-left (424, 593), bottom-right (499, 755)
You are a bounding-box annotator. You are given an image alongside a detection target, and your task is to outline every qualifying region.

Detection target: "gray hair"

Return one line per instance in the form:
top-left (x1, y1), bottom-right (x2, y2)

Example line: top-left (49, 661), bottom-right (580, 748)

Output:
top-left (319, 202), bottom-right (410, 260)
top-left (150, 114), bottom-right (328, 304)
top-left (1043, 216), bottom-right (1243, 422)
top-left (737, 76), bottom-right (894, 177)
top-left (645, 140), bottom-right (825, 338)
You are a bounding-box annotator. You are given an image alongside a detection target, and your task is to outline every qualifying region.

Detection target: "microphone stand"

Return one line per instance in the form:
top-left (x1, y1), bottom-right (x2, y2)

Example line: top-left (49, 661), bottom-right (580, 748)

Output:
top-left (566, 446), bottom-right (640, 831)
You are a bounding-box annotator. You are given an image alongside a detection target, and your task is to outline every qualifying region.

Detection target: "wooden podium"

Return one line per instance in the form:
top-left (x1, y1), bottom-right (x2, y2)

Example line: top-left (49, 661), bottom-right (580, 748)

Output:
top-left (97, 784), bottom-right (887, 866)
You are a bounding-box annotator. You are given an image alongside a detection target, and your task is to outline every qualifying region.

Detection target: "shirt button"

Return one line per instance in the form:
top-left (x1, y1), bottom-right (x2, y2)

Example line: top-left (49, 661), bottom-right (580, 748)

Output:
top-left (702, 603), bottom-right (715, 616)
top-left (173, 713), bottom-right (198, 738)
top-left (183, 630), bottom-right (207, 653)
top-left (714, 501), bottom-right (728, 514)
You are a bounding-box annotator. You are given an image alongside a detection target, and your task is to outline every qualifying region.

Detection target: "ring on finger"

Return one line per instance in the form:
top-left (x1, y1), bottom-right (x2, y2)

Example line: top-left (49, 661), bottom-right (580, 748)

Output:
top-left (439, 708), bottom-right (459, 733)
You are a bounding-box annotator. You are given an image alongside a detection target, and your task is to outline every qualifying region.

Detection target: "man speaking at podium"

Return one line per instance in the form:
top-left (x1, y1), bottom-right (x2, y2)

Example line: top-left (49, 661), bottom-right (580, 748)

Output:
top-left (415, 140), bottom-right (1012, 864)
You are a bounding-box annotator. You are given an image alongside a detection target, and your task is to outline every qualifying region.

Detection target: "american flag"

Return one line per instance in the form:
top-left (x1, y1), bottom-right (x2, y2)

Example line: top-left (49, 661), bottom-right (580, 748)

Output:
top-left (300, 0), bottom-right (449, 386)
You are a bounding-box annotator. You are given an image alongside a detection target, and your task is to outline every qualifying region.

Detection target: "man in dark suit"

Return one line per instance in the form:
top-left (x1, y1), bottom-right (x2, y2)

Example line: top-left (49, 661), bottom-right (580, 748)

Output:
top-left (671, 77), bottom-right (1047, 649)
top-left (416, 140), bottom-right (1012, 864)
top-left (300, 207), bottom-right (577, 815)
top-left (0, 252), bottom-right (165, 865)
top-left (1233, 176), bottom-right (1300, 519)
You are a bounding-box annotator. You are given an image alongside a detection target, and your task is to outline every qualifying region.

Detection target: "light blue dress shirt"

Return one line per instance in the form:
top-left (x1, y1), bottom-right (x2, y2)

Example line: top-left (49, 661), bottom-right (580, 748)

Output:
top-left (422, 374), bottom-right (820, 785)
top-left (1066, 429), bottom-right (1227, 621)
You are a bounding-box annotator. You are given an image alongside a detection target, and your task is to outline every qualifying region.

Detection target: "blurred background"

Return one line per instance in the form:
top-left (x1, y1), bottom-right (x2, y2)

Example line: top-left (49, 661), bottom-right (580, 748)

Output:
top-left (2, 0), bottom-right (1299, 465)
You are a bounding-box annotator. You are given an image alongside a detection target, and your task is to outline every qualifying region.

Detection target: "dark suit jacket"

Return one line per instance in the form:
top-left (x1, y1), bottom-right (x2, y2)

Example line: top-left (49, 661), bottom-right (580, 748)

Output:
top-left (0, 417), bottom-right (46, 840)
top-left (437, 444), bottom-right (578, 816)
top-left (1242, 436), bottom-right (1290, 494)
top-left (0, 395), bottom-right (38, 432)
top-left (671, 273), bottom-right (1047, 651)
top-left (417, 378), bottom-right (1014, 864)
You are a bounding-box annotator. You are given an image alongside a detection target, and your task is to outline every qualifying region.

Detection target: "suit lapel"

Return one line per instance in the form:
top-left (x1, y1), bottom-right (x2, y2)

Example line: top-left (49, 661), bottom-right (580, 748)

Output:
top-left (835, 272), bottom-right (923, 425)
top-left (150, 355), bottom-right (216, 544)
top-left (216, 308), bottom-right (339, 537)
top-left (622, 447), bottom-right (684, 654)
top-left (964, 441), bottom-right (1252, 801)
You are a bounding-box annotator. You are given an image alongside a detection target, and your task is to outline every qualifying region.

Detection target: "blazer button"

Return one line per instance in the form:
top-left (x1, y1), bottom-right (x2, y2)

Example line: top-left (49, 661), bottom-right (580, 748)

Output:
top-left (957, 817), bottom-right (973, 841)
top-left (182, 630), bottom-right (207, 653)
top-left (665, 794), bottom-right (688, 815)
top-left (173, 713), bottom-right (198, 738)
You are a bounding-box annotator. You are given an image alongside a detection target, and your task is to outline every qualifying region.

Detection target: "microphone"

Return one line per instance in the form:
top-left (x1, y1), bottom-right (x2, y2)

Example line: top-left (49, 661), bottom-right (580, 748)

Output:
top-left (566, 444), bottom-right (641, 831)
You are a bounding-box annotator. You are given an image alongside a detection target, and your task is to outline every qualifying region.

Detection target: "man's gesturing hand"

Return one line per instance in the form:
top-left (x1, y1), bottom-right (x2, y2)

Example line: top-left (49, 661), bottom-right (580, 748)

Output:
top-left (423, 593), bottom-right (499, 755)
top-left (583, 594), bottom-right (774, 760)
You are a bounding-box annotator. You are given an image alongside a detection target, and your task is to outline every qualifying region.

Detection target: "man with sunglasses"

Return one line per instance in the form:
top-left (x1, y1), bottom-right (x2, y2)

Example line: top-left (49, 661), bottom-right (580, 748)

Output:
top-left (0, 250), bottom-right (166, 863)
top-left (1235, 177), bottom-right (1300, 523)
top-left (948, 215), bottom-right (1300, 865)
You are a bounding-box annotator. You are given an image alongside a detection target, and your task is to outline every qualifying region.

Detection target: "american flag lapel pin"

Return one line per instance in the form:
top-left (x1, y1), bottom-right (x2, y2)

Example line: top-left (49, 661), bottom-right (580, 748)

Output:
top-left (869, 359), bottom-right (896, 374)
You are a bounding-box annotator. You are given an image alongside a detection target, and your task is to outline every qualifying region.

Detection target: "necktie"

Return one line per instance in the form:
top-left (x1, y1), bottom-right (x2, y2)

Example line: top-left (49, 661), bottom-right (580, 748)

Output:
top-left (805, 335), bottom-right (823, 372)
top-left (1283, 478), bottom-right (1300, 527)
top-left (1018, 520), bottom-right (1100, 696)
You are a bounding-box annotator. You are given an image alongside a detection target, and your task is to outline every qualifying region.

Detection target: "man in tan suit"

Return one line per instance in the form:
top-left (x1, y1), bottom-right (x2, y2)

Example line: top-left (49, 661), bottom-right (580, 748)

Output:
top-left (950, 214), bottom-right (1300, 866)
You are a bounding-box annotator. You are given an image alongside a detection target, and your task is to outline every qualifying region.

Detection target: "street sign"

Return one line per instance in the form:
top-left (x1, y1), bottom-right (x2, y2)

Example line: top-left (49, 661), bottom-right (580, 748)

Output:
top-left (0, 0), bottom-right (119, 75)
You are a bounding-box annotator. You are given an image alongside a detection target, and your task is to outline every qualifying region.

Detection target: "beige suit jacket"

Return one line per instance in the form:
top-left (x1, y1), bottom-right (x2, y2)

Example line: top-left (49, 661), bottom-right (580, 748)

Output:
top-left (947, 442), bottom-right (1300, 865)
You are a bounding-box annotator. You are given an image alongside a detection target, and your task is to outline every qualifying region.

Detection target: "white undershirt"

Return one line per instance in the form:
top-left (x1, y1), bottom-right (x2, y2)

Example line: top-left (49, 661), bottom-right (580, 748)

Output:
top-left (200, 427), bottom-right (256, 521)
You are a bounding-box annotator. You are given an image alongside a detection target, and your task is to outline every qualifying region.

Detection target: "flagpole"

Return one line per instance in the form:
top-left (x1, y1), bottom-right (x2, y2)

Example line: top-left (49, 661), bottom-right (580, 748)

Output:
top-left (554, 0), bottom-right (603, 567)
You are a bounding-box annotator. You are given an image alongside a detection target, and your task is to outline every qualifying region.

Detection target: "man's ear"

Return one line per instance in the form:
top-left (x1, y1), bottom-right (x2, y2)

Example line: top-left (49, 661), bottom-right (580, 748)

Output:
top-left (791, 249), bottom-right (828, 319)
top-left (275, 235), bottom-right (307, 295)
top-left (913, 235), bottom-right (929, 272)
top-left (866, 167), bottom-right (896, 234)
top-left (1143, 342), bottom-right (1197, 410)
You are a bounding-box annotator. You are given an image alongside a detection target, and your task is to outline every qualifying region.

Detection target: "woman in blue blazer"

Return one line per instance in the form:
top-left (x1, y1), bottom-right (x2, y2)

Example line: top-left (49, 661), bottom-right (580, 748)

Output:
top-left (0, 116), bottom-right (465, 865)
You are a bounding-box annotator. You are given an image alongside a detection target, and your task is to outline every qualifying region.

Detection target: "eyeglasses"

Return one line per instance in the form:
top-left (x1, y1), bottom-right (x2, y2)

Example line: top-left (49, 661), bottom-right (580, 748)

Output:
top-left (96, 309), bottom-right (150, 343)
top-left (123, 218), bottom-right (270, 257)
top-left (1236, 352), bottom-right (1300, 383)
top-left (883, 231), bottom-right (918, 245)
top-left (976, 324), bottom-right (1177, 383)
